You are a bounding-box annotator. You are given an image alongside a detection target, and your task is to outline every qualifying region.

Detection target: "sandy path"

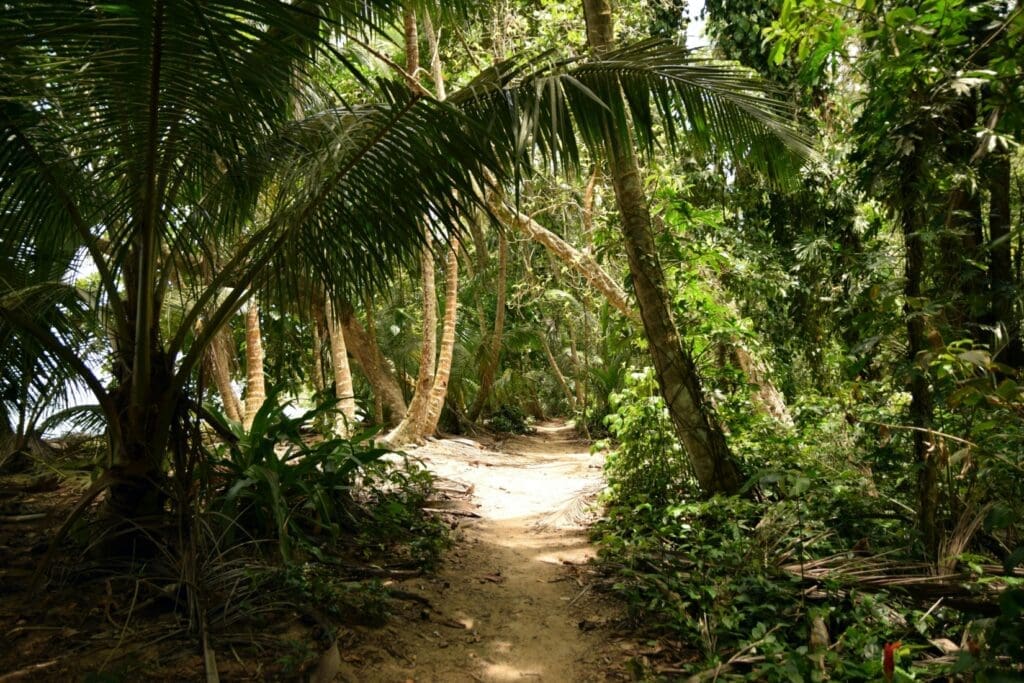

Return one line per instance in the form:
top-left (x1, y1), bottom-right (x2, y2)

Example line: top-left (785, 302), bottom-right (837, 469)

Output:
top-left (346, 422), bottom-right (619, 682)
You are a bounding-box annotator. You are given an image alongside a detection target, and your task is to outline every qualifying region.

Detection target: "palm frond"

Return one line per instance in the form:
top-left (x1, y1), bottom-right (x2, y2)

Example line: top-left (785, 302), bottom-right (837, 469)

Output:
top-left (450, 39), bottom-right (814, 183)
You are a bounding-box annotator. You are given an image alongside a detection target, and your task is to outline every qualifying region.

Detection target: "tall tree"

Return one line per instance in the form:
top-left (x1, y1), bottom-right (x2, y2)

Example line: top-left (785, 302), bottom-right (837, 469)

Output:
top-left (581, 0), bottom-right (745, 494)
top-left (325, 298), bottom-right (357, 435)
top-left (0, 0), bottom-right (495, 521)
top-left (242, 300), bottom-right (267, 430)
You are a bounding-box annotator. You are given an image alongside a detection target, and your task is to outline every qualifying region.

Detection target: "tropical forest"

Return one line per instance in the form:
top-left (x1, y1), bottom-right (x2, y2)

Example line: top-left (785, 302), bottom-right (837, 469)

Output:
top-left (1, 0), bottom-right (1022, 680)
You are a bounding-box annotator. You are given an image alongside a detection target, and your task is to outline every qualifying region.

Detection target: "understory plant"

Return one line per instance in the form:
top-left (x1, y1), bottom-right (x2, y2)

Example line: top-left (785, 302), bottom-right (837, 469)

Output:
top-left (206, 393), bottom-right (440, 564)
top-left (208, 397), bottom-right (377, 562)
top-left (594, 368), bottom-right (1024, 680)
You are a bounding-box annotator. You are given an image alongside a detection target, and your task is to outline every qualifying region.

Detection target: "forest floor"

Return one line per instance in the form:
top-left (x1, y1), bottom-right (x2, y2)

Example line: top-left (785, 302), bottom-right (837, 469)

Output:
top-left (0, 423), bottom-right (638, 681)
top-left (343, 421), bottom-right (633, 682)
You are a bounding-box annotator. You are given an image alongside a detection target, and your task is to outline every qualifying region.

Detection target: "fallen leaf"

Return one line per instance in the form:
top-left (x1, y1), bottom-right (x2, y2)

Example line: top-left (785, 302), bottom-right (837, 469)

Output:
top-left (929, 638), bottom-right (960, 654)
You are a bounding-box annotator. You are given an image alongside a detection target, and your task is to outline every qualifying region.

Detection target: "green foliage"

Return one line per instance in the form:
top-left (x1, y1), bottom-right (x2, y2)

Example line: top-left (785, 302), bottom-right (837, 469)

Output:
top-left (486, 404), bottom-right (532, 434)
top-left (352, 457), bottom-right (448, 568)
top-left (599, 367), bottom-right (695, 508)
top-left (595, 366), bottom-right (1024, 678)
top-left (207, 395), bottom-right (392, 563)
top-left (281, 563), bottom-right (392, 627)
top-left (597, 456), bottom-right (967, 680)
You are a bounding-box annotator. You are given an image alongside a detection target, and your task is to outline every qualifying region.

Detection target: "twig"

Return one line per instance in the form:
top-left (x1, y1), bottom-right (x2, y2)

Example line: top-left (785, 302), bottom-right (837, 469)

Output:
top-left (568, 584), bottom-right (592, 607)
top-left (101, 578), bottom-right (141, 670)
top-left (0, 513), bottom-right (47, 523)
top-left (423, 508), bottom-right (481, 518)
top-left (386, 589), bottom-right (433, 608)
top-left (0, 660), bottom-right (59, 682)
top-left (921, 597), bottom-right (944, 621)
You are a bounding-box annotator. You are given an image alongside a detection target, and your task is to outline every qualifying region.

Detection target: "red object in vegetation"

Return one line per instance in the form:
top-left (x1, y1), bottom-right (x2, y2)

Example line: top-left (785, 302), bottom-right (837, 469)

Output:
top-left (883, 641), bottom-right (902, 681)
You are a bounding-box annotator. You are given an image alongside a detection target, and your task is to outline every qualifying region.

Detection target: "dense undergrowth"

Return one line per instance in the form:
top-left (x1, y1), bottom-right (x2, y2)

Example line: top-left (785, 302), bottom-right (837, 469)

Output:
top-left (593, 364), bottom-right (1024, 681)
top-left (30, 397), bottom-right (449, 678)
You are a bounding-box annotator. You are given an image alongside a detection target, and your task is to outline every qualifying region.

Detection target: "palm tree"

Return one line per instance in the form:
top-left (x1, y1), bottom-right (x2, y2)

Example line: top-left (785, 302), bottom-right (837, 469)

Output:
top-left (1, 0), bottom-right (809, 533)
top-left (0, 0), bottom-right (495, 522)
top-left (443, 31), bottom-right (811, 492)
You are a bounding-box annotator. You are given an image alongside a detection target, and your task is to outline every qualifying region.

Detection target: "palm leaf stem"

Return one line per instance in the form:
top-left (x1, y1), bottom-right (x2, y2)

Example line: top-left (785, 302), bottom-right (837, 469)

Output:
top-left (130, 0), bottom-right (167, 415)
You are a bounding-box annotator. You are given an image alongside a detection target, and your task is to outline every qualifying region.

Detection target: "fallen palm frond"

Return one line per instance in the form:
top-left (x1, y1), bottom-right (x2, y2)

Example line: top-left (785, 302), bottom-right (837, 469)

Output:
top-left (533, 481), bottom-right (604, 531)
top-left (782, 551), bottom-right (1022, 607)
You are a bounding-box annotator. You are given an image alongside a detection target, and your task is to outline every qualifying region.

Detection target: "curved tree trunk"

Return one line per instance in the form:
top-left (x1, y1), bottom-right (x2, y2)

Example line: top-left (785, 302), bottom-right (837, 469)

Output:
top-left (206, 327), bottom-right (243, 423)
top-left (325, 298), bottom-right (357, 436)
top-left (242, 299), bottom-right (266, 431)
top-left (492, 190), bottom-right (790, 426)
top-left (541, 327), bottom-right (577, 411)
top-left (488, 194), bottom-right (636, 321)
top-left (386, 242), bottom-right (438, 445)
top-left (422, 245), bottom-right (460, 435)
top-left (337, 300), bottom-right (407, 425)
top-left (582, 0), bottom-right (744, 495)
top-left (387, 11), bottom-right (463, 445)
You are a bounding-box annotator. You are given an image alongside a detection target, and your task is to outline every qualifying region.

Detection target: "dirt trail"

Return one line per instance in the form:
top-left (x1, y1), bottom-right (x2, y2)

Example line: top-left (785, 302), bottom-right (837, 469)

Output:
top-left (347, 422), bottom-right (621, 682)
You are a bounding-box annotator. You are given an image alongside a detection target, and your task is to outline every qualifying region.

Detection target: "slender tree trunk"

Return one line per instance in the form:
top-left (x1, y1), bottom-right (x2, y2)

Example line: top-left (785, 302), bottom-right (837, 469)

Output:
top-left (987, 153), bottom-right (1020, 366)
top-left (337, 300), bottom-right (407, 424)
top-left (901, 173), bottom-right (940, 561)
top-left (403, 7), bottom-right (419, 81)
top-left (325, 298), bottom-right (357, 435)
top-left (206, 327), bottom-right (243, 423)
top-left (242, 299), bottom-right (266, 430)
top-left (387, 243), bottom-right (438, 444)
top-left (310, 308), bottom-right (326, 397)
top-left (582, 165), bottom-right (599, 252)
top-left (567, 320), bottom-right (587, 410)
top-left (364, 294), bottom-right (386, 425)
top-left (541, 328), bottom-right (577, 410)
top-left (422, 245), bottom-right (460, 434)
top-left (468, 230), bottom-right (508, 421)
top-left (567, 309), bottom-right (593, 438)
top-left (582, 0), bottom-right (744, 495)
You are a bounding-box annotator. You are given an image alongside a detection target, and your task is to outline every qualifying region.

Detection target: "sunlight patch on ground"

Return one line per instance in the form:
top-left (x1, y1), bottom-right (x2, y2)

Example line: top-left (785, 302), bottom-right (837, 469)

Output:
top-left (480, 660), bottom-right (545, 681)
top-left (533, 545), bottom-right (595, 565)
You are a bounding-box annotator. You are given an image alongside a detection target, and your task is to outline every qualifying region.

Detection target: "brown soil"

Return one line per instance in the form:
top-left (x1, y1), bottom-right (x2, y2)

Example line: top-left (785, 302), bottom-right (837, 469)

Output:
top-left (0, 423), bottom-right (633, 681)
top-left (342, 422), bottom-right (627, 682)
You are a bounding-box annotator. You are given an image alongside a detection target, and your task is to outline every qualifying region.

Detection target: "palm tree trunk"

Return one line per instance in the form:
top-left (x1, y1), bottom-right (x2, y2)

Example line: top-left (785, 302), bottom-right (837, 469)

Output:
top-left (422, 245), bottom-right (460, 435)
top-left (582, 0), bottom-right (744, 495)
top-left (337, 300), bottom-right (407, 425)
top-left (206, 327), bottom-right (243, 423)
top-left (386, 243), bottom-right (438, 445)
top-left (325, 298), bottom-right (357, 435)
top-left (242, 299), bottom-right (266, 430)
